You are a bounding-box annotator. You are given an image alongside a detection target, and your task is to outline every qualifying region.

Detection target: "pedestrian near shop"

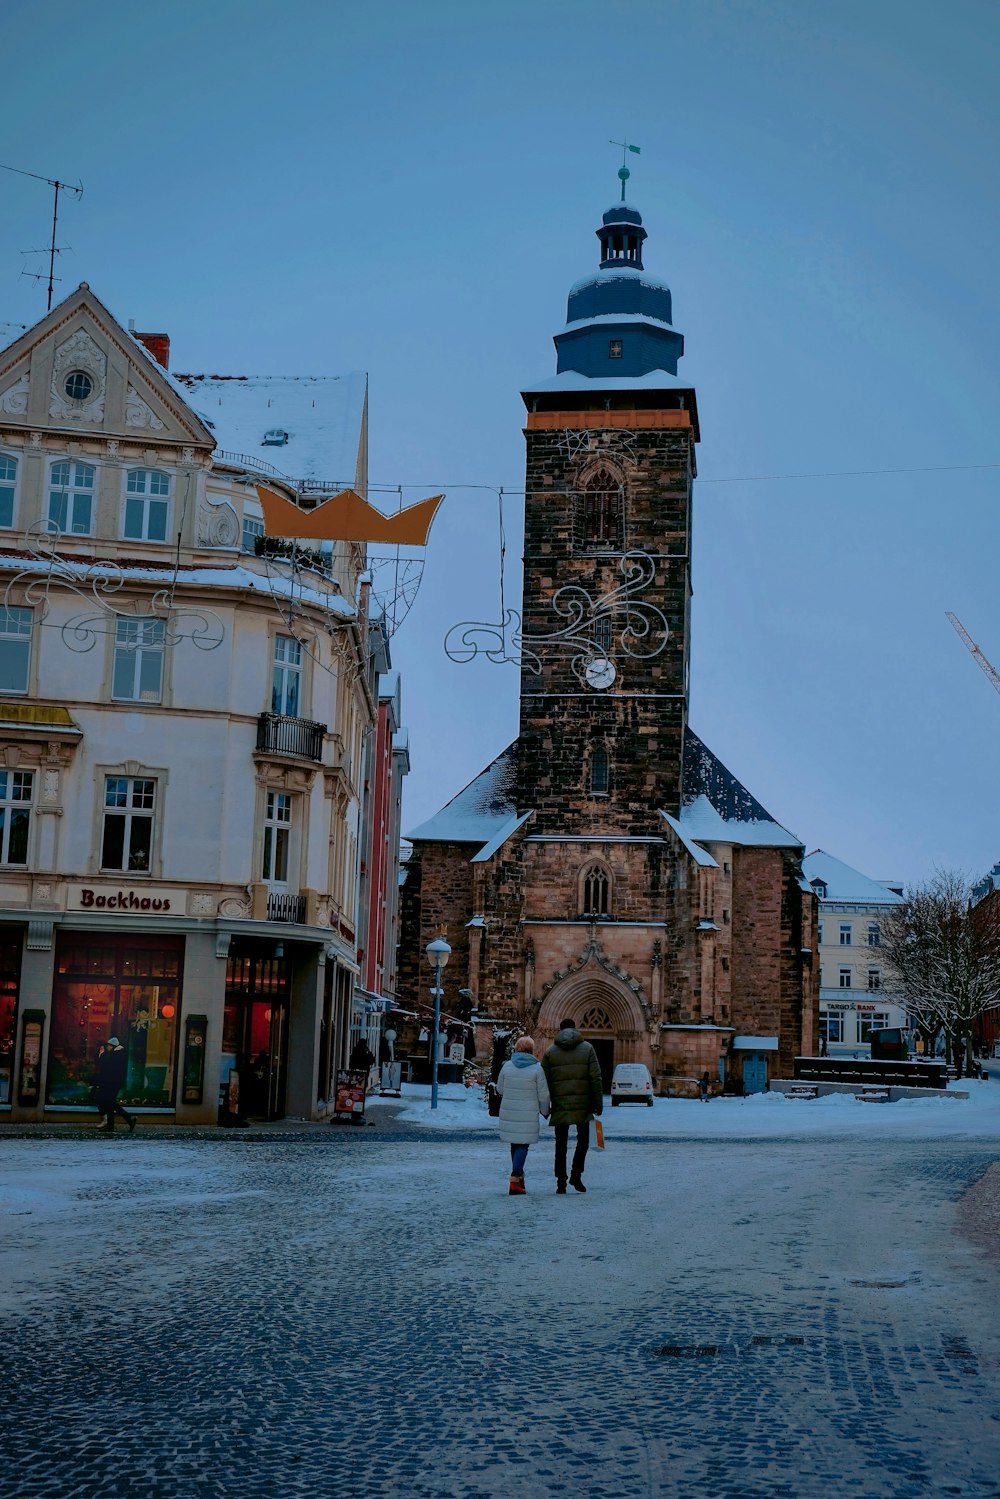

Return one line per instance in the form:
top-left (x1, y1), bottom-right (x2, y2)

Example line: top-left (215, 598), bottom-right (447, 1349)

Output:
top-left (496, 1037), bottom-right (550, 1195)
top-left (93, 1037), bottom-right (135, 1134)
top-left (699, 1071), bottom-right (711, 1102)
top-left (350, 1037), bottom-right (375, 1073)
top-left (542, 1020), bottom-right (603, 1195)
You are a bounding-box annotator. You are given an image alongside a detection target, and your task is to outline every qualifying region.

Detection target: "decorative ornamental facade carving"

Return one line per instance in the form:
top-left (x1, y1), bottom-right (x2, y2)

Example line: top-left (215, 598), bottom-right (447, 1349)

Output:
top-left (49, 330), bottom-right (107, 421)
top-left (125, 384), bottom-right (166, 431)
top-left (219, 893), bottom-right (252, 919)
top-left (196, 494), bottom-right (240, 549)
top-left (539, 934), bottom-right (649, 1018)
top-left (0, 374), bottom-right (29, 416)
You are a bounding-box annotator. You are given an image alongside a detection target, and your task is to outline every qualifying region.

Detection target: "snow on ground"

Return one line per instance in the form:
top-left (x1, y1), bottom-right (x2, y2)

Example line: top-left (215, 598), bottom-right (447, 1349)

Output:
top-left (367, 1075), bottom-right (1000, 1138)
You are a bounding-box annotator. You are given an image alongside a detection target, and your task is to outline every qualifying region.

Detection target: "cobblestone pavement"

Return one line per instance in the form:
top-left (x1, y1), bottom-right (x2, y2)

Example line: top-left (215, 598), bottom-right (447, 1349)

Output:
top-left (1, 1126), bottom-right (999, 1499)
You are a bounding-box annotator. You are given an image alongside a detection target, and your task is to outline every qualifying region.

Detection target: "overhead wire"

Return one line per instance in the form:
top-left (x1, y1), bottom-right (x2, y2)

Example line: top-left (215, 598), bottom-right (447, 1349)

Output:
top-left (358, 460), bottom-right (1000, 495)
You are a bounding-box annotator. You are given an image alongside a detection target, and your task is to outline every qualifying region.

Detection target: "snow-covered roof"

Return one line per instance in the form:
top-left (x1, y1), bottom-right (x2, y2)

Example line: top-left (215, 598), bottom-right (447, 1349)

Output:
top-left (660, 811), bottom-right (719, 868)
top-left (682, 729), bottom-right (777, 822)
top-left (173, 373), bottom-right (367, 492)
top-left (561, 312), bottom-right (675, 335)
top-left (678, 794), bottom-right (802, 849)
top-left (523, 369), bottom-right (693, 394)
top-left (802, 850), bottom-right (904, 906)
top-left (0, 552), bottom-right (354, 617)
top-left (471, 811), bottom-right (533, 864)
top-left (406, 743), bottom-right (518, 844)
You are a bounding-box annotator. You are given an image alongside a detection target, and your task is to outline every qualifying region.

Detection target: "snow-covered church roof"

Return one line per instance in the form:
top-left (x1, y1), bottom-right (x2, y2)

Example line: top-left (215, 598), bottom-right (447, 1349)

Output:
top-left (173, 372), bottom-right (367, 492)
top-left (406, 728), bottom-right (801, 854)
top-left (406, 743), bottom-right (518, 844)
top-left (802, 850), bottom-right (903, 906)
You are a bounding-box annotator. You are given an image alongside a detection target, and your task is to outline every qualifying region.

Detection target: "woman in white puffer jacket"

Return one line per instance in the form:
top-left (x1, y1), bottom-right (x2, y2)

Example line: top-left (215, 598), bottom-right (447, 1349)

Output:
top-left (496, 1036), bottom-right (551, 1195)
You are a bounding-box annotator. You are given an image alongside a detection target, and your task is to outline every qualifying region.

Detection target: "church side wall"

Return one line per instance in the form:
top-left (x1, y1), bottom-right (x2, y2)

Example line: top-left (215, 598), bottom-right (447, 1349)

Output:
top-left (398, 840), bottom-right (476, 1008)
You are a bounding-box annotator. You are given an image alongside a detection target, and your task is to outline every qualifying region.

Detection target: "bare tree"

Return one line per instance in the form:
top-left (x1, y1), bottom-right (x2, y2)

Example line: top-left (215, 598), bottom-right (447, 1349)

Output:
top-left (879, 869), bottom-right (1000, 1075)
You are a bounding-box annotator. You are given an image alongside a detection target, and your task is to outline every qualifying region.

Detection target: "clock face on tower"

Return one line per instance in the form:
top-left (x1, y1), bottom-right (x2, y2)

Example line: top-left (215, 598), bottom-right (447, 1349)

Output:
top-left (584, 657), bottom-right (617, 690)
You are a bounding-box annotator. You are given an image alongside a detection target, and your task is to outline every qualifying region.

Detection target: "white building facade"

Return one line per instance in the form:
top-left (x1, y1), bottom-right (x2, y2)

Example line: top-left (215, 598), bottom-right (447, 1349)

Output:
top-left (803, 849), bottom-right (907, 1058)
top-left (0, 283), bottom-right (388, 1124)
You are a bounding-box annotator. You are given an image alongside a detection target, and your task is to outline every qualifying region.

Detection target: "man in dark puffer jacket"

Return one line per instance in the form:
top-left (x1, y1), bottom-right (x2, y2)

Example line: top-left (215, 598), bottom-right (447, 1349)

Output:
top-left (542, 1019), bottom-right (604, 1194)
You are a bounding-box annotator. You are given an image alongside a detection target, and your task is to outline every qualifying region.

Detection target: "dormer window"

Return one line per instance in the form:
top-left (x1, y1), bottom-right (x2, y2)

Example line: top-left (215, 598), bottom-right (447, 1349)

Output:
top-left (262, 429), bottom-right (289, 447)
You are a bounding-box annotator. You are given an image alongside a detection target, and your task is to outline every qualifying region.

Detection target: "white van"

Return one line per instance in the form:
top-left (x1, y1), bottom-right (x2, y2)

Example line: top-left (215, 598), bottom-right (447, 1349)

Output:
top-left (611, 1063), bottom-right (654, 1106)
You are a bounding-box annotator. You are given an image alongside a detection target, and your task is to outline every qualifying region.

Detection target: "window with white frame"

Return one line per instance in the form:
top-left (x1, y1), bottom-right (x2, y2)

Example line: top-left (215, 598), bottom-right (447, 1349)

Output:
top-left (123, 469), bottom-right (170, 542)
top-left (839, 923), bottom-right (852, 945)
top-left (0, 770), bottom-right (32, 865)
top-left (0, 606), bottom-right (32, 694)
top-left (101, 776), bottom-right (155, 872)
top-left (0, 454), bottom-right (17, 528)
top-left (242, 515), bottom-right (264, 554)
top-left (867, 922), bottom-right (880, 947)
top-left (112, 618), bottom-right (166, 702)
top-left (867, 967), bottom-right (881, 991)
top-left (271, 635), bottom-right (302, 716)
top-left (49, 460), bottom-right (96, 535)
top-left (262, 791), bottom-right (292, 884)
top-left (839, 966), bottom-right (852, 988)
top-left (820, 1012), bottom-right (844, 1044)
top-left (860, 1011), bottom-right (890, 1042)
top-left (817, 921), bottom-right (824, 944)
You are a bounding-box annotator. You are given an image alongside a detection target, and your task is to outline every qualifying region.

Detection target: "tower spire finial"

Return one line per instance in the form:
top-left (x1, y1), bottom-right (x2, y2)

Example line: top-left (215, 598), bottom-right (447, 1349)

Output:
top-left (609, 138), bottom-right (641, 201)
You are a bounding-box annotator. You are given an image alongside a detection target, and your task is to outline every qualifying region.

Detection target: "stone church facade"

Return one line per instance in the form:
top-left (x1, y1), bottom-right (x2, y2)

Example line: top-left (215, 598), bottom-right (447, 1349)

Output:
top-left (401, 191), bottom-right (818, 1095)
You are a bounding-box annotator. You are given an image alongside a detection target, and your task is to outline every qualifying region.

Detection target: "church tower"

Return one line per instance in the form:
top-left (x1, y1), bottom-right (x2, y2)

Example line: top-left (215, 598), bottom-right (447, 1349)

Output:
top-left (517, 185), bottom-right (699, 834)
top-left (402, 172), bottom-right (817, 1096)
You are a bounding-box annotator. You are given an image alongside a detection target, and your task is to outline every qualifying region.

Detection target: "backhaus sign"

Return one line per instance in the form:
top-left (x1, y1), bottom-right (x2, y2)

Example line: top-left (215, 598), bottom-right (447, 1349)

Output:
top-left (68, 885), bottom-right (182, 914)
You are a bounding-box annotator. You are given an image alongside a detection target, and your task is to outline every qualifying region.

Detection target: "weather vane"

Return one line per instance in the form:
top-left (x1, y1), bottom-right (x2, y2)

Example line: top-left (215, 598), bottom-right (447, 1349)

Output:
top-left (609, 138), bottom-right (641, 201)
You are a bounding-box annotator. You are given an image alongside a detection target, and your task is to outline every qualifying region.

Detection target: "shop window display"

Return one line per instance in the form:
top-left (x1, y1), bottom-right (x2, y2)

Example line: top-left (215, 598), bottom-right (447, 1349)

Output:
top-left (0, 936), bottom-right (22, 1103)
top-left (46, 938), bottom-right (183, 1107)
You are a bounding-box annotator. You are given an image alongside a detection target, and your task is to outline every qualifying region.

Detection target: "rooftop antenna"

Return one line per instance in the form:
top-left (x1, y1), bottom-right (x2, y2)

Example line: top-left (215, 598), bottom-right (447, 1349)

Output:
top-left (609, 137), bottom-right (641, 201)
top-left (0, 161), bottom-right (83, 311)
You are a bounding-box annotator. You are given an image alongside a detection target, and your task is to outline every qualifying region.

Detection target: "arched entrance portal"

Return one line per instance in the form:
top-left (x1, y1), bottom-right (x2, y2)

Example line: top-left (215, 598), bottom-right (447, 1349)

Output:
top-left (536, 974), bottom-right (648, 1093)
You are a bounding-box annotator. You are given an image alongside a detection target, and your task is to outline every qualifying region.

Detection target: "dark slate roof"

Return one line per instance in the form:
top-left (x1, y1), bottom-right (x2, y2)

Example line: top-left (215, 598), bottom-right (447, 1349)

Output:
top-left (681, 728), bottom-right (777, 823)
top-left (408, 727), bottom-right (780, 847)
top-left (406, 742), bottom-right (518, 842)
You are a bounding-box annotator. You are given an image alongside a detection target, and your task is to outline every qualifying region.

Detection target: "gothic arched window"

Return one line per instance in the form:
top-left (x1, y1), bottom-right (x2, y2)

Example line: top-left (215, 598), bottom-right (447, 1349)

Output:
top-left (580, 861), bottom-right (611, 917)
top-left (590, 745), bottom-right (609, 796)
top-left (581, 467), bottom-right (623, 550)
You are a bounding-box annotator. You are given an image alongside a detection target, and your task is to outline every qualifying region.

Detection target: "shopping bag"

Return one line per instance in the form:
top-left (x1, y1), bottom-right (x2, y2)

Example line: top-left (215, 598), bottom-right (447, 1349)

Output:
top-left (594, 1119), bottom-right (605, 1149)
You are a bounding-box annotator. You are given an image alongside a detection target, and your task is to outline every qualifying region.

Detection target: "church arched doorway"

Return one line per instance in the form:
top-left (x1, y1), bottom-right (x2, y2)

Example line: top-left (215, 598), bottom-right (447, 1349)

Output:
top-left (536, 974), bottom-right (648, 1093)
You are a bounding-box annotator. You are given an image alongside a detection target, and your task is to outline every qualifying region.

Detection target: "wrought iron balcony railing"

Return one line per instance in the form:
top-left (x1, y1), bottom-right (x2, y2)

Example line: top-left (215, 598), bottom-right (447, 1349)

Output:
top-left (256, 712), bottom-right (325, 762)
top-left (267, 892), bottom-right (307, 924)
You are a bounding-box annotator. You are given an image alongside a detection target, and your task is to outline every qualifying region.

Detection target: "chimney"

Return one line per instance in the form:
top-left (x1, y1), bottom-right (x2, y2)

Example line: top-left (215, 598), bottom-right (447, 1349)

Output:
top-left (133, 331), bottom-right (170, 370)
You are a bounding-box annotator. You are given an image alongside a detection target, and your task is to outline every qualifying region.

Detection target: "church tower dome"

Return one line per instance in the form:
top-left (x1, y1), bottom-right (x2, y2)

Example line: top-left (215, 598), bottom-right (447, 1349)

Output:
top-left (552, 198), bottom-right (684, 381)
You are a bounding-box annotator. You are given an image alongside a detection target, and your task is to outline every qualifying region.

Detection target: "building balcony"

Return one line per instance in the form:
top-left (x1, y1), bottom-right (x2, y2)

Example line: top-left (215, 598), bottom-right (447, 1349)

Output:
top-left (256, 712), bottom-right (325, 762)
top-left (266, 892), bottom-right (307, 924)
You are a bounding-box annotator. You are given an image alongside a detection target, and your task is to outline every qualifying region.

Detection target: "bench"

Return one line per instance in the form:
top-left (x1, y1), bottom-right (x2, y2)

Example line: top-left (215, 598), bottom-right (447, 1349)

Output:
top-left (856, 1086), bottom-right (890, 1103)
top-left (785, 1085), bottom-right (818, 1100)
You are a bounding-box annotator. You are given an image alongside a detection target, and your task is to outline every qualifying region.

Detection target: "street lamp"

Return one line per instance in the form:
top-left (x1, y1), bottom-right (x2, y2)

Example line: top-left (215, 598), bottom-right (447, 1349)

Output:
top-left (425, 936), bottom-right (451, 1109)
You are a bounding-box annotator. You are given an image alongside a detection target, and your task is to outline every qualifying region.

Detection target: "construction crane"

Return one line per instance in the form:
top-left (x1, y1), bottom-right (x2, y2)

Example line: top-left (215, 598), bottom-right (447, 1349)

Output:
top-left (946, 612), bottom-right (1000, 696)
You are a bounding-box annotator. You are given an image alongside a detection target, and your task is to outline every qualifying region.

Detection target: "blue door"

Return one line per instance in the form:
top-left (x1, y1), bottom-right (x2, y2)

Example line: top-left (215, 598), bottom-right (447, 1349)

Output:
top-left (742, 1053), bottom-right (768, 1095)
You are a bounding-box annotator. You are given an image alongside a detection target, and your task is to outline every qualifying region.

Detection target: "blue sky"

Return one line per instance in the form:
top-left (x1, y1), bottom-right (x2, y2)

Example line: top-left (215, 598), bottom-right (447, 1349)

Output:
top-left (2, 0), bottom-right (998, 883)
